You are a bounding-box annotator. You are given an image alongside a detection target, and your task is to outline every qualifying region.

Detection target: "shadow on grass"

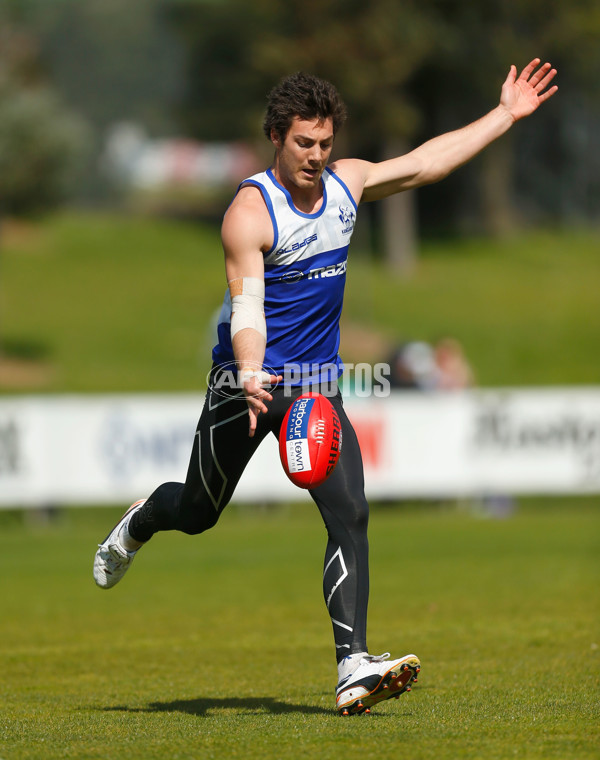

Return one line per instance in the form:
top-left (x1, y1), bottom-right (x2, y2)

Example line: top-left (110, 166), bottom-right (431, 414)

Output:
top-left (1, 337), bottom-right (51, 360)
top-left (103, 696), bottom-right (331, 716)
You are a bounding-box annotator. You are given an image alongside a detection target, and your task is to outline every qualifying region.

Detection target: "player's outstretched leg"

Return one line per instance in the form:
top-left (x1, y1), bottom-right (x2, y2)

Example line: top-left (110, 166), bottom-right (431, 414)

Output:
top-left (335, 652), bottom-right (421, 715)
top-left (93, 499), bottom-right (147, 589)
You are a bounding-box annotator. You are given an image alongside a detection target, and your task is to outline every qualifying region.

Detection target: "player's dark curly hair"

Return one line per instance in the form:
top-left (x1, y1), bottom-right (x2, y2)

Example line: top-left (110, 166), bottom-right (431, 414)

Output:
top-left (263, 72), bottom-right (347, 142)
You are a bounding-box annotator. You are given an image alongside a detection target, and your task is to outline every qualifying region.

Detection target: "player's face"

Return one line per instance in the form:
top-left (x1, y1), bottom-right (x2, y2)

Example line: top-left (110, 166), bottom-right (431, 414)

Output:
top-left (272, 117), bottom-right (335, 191)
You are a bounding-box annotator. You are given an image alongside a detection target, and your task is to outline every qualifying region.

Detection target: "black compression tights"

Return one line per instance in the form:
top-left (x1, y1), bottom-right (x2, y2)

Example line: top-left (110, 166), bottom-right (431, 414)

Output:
top-left (128, 382), bottom-right (370, 662)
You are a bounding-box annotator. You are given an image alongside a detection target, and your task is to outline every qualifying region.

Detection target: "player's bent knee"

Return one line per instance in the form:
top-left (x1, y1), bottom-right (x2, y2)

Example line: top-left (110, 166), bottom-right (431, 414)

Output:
top-left (176, 494), bottom-right (222, 535)
top-left (345, 496), bottom-right (369, 536)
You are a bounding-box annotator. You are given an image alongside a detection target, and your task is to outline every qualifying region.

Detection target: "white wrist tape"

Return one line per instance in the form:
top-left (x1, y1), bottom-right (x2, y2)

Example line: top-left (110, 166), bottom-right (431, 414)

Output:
top-left (239, 369), bottom-right (273, 386)
top-left (230, 277), bottom-right (267, 340)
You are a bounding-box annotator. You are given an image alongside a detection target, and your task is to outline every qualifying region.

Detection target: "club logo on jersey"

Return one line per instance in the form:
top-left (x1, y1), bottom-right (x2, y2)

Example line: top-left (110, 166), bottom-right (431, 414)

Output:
top-left (276, 232), bottom-right (318, 256)
top-left (339, 205), bottom-right (355, 235)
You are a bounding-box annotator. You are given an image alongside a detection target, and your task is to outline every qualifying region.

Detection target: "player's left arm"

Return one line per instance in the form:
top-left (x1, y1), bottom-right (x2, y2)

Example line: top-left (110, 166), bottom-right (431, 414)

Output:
top-left (336, 59), bottom-right (557, 203)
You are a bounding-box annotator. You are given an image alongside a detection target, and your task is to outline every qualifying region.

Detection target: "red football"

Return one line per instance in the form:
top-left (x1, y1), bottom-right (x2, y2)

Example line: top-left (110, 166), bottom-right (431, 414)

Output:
top-left (279, 392), bottom-right (343, 489)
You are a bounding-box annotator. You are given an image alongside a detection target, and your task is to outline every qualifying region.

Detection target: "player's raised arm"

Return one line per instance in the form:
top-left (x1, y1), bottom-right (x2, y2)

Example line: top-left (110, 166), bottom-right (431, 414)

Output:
top-left (222, 188), bottom-right (280, 437)
top-left (339, 59), bottom-right (557, 203)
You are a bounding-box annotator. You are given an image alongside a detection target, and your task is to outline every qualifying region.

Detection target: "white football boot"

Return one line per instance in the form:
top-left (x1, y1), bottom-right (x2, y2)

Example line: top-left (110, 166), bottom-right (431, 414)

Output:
top-left (93, 499), bottom-right (146, 589)
top-left (336, 652), bottom-right (421, 715)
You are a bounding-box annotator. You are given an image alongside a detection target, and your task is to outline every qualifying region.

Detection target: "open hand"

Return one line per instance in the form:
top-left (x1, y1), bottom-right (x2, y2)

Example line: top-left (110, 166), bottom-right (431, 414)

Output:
top-left (500, 58), bottom-right (558, 122)
top-left (241, 370), bottom-right (282, 437)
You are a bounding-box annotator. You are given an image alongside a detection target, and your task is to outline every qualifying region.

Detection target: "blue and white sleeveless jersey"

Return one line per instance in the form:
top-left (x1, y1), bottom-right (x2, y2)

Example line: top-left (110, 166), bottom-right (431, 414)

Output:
top-left (212, 166), bottom-right (358, 384)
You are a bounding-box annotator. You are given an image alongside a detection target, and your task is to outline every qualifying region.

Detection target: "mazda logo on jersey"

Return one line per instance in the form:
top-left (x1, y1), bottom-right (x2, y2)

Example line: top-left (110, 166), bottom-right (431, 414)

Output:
top-left (278, 270), bottom-right (304, 284)
top-left (307, 260), bottom-right (347, 279)
top-left (276, 260), bottom-right (347, 284)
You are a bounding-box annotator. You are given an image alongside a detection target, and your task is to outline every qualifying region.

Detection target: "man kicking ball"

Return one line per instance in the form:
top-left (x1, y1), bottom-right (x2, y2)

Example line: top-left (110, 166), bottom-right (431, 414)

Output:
top-left (94, 59), bottom-right (557, 714)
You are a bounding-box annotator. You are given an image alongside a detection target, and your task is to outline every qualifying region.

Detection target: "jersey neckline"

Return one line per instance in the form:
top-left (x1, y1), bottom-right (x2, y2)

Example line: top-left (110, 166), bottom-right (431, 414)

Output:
top-left (266, 167), bottom-right (328, 220)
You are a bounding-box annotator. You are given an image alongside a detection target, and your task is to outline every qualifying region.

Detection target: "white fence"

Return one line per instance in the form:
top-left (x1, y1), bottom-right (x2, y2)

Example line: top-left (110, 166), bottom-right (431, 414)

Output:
top-left (1, 388), bottom-right (600, 508)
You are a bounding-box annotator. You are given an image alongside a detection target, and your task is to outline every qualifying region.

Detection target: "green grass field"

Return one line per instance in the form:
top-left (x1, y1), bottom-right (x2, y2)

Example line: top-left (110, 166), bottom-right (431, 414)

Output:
top-left (1, 213), bottom-right (599, 758)
top-left (1, 498), bottom-right (598, 760)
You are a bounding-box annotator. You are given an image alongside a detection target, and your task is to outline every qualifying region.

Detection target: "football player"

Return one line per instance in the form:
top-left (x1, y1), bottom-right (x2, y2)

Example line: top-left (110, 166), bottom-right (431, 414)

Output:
top-left (94, 60), bottom-right (557, 715)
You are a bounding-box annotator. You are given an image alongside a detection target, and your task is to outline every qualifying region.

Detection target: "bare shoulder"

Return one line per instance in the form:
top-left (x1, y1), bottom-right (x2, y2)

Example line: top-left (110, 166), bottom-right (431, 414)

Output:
top-left (330, 153), bottom-right (424, 203)
top-left (222, 184), bottom-right (273, 253)
top-left (327, 158), bottom-right (372, 204)
top-left (224, 184), bottom-right (270, 224)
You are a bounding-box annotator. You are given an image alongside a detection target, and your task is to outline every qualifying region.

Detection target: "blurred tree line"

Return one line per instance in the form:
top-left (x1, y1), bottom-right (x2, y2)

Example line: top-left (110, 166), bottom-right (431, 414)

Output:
top-left (0, 8), bottom-right (88, 216)
top-left (1, 0), bottom-right (599, 266)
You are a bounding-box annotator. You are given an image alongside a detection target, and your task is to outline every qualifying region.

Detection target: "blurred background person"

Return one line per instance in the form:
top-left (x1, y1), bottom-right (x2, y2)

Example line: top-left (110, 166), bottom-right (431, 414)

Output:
top-left (433, 337), bottom-right (475, 390)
